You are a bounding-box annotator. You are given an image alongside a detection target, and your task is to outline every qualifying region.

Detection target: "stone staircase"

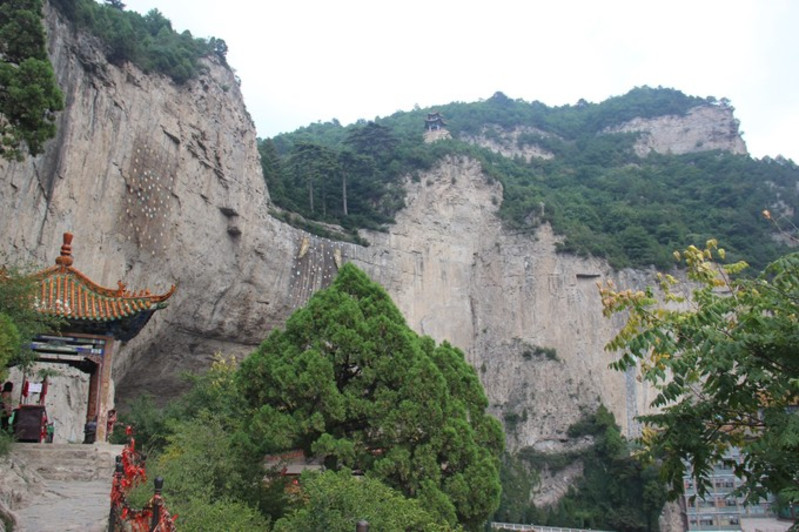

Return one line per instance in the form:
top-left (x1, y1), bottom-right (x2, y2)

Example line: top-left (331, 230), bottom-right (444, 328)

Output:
top-left (10, 443), bottom-right (121, 481)
top-left (1, 442), bottom-right (124, 532)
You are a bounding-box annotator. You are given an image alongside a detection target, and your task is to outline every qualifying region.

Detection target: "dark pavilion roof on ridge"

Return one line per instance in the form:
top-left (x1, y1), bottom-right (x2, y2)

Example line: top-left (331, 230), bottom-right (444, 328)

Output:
top-left (33, 232), bottom-right (176, 341)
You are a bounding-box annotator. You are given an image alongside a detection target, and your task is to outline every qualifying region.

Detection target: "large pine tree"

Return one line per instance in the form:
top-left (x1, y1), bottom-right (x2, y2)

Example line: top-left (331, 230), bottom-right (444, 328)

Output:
top-left (238, 263), bottom-right (504, 530)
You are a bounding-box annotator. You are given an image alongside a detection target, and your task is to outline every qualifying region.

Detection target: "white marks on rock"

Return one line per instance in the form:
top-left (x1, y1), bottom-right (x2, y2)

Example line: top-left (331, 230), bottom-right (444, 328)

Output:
top-left (124, 141), bottom-right (177, 255)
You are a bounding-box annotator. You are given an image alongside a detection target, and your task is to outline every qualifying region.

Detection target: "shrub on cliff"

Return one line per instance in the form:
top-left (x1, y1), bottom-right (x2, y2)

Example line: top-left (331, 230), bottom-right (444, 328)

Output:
top-left (0, 0), bottom-right (64, 161)
top-left (51, 0), bottom-right (228, 83)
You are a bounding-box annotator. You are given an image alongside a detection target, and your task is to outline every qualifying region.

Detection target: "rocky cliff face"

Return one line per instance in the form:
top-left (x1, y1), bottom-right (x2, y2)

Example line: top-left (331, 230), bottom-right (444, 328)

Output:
top-left (605, 104), bottom-right (747, 156)
top-left (1, 5), bottom-right (744, 488)
top-left (462, 125), bottom-right (555, 161)
top-left (348, 156), bottom-right (653, 448)
top-left (1, 5), bottom-right (283, 405)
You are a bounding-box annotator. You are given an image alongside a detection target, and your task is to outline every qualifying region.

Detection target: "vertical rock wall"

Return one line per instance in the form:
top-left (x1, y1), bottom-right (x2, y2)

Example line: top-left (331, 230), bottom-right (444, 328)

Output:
top-left (0, 5), bottom-right (293, 402)
top-left (346, 155), bottom-right (658, 447)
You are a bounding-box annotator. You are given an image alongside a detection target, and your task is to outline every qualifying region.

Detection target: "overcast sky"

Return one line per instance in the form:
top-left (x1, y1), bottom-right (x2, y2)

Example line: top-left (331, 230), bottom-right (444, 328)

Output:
top-left (121, 0), bottom-right (798, 162)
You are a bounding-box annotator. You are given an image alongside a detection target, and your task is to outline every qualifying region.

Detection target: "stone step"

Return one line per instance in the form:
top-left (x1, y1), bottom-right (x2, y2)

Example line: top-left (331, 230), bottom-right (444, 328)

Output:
top-left (11, 479), bottom-right (112, 531)
top-left (10, 442), bottom-right (124, 482)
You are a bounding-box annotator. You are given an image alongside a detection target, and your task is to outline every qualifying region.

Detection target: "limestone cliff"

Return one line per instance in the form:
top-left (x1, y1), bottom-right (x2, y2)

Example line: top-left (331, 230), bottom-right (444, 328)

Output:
top-left (355, 157), bottom-right (671, 453)
top-left (462, 125), bottom-right (556, 161)
top-left (1, 4), bottom-right (743, 498)
top-left (0, 5), bottom-right (284, 405)
top-left (604, 104), bottom-right (747, 156)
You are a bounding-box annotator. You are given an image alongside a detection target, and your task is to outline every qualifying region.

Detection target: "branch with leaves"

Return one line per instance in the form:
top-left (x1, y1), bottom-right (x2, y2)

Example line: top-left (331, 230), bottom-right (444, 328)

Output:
top-left (600, 240), bottom-right (799, 510)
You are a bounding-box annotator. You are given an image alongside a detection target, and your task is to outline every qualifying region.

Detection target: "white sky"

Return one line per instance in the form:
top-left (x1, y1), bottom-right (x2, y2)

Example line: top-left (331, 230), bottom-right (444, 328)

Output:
top-left (121, 0), bottom-right (799, 162)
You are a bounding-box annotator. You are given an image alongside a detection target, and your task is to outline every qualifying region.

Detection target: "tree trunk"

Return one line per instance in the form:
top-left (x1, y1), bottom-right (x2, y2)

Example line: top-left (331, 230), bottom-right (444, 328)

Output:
top-left (342, 175), bottom-right (348, 216)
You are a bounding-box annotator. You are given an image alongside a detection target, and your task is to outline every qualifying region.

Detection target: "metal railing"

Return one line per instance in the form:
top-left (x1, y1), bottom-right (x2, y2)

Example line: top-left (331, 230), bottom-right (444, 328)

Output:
top-left (491, 523), bottom-right (614, 532)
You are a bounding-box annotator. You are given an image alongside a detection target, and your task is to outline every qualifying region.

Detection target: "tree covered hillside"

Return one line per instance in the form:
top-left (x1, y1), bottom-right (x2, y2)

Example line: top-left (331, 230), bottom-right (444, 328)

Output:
top-left (260, 87), bottom-right (799, 271)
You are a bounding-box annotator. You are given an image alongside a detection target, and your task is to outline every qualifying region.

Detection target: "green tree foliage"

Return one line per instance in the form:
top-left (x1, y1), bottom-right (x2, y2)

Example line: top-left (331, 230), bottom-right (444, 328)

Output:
top-left (548, 406), bottom-right (667, 532)
top-left (117, 267), bottom-right (502, 528)
top-left (337, 149), bottom-right (374, 217)
top-left (600, 240), bottom-right (799, 509)
top-left (50, 0), bottom-right (227, 83)
top-left (493, 452), bottom-right (539, 524)
top-left (0, 264), bottom-right (63, 374)
top-left (285, 141), bottom-right (339, 215)
top-left (426, 87), bottom-right (704, 141)
top-left (0, 264), bottom-right (64, 462)
top-left (120, 355), bottom-right (270, 529)
top-left (264, 121), bottom-right (407, 234)
top-left (110, 392), bottom-right (168, 451)
top-left (258, 137), bottom-right (285, 206)
top-left (272, 469), bottom-right (448, 532)
top-left (150, 414), bottom-right (270, 531)
top-left (344, 121), bottom-right (399, 162)
top-left (0, 313), bottom-right (21, 378)
top-left (238, 263), bottom-right (504, 530)
top-left (0, 0), bottom-right (64, 160)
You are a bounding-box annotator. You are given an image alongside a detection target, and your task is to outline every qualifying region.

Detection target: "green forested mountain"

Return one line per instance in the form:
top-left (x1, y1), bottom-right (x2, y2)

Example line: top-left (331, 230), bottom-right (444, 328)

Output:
top-left (260, 87), bottom-right (799, 271)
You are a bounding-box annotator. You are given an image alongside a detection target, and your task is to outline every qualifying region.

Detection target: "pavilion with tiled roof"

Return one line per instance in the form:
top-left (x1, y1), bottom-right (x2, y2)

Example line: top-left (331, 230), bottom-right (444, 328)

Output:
top-left (424, 111), bottom-right (446, 131)
top-left (21, 232), bottom-right (175, 442)
top-left (34, 233), bottom-right (175, 342)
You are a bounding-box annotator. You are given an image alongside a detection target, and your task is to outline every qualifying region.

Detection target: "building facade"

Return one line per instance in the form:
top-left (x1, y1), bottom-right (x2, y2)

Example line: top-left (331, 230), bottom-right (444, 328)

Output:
top-left (683, 448), bottom-right (777, 531)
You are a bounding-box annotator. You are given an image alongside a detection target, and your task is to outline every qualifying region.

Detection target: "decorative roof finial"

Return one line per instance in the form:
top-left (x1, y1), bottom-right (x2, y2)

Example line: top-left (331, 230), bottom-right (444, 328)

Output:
top-left (55, 232), bottom-right (74, 269)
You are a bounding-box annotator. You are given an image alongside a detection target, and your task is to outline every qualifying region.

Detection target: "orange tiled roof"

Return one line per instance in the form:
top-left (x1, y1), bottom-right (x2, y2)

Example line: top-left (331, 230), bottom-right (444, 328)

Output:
top-left (33, 233), bottom-right (175, 323)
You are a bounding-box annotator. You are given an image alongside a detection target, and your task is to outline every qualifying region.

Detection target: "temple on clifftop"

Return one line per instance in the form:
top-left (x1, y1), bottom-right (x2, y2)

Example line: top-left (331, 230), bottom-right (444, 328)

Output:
top-left (423, 111), bottom-right (450, 143)
top-left (424, 111), bottom-right (446, 131)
